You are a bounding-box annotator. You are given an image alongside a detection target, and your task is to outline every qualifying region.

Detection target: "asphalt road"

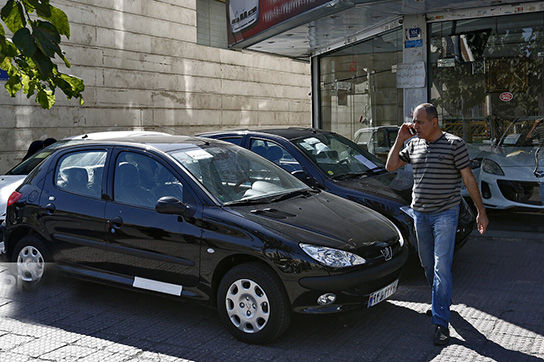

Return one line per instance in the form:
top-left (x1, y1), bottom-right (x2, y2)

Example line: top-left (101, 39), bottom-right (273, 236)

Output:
top-left (0, 212), bottom-right (542, 361)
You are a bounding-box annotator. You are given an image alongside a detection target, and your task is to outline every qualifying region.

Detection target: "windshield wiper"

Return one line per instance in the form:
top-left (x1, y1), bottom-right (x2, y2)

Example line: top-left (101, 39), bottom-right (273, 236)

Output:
top-left (224, 197), bottom-right (272, 206)
top-left (332, 166), bottom-right (386, 180)
top-left (267, 189), bottom-right (313, 203)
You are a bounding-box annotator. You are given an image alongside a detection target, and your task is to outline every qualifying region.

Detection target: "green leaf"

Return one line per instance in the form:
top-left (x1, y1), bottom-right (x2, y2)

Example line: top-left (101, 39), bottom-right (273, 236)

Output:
top-left (13, 28), bottom-right (37, 57)
top-left (1, 0), bottom-right (26, 33)
top-left (32, 20), bottom-right (61, 57)
top-left (3, 38), bottom-right (19, 57)
top-left (47, 6), bottom-right (69, 38)
top-left (59, 73), bottom-right (84, 95)
top-left (0, 57), bottom-right (13, 72)
top-left (37, 88), bottom-right (55, 109)
top-left (5, 72), bottom-right (22, 96)
top-left (31, 49), bottom-right (54, 76)
top-left (35, 0), bottom-right (52, 19)
top-left (0, 23), bottom-right (5, 36)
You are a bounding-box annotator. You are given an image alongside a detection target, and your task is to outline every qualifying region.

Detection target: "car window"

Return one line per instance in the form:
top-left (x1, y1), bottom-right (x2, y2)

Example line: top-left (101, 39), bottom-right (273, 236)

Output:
top-left (293, 133), bottom-right (384, 178)
top-left (55, 150), bottom-right (107, 199)
top-left (7, 141), bottom-right (69, 175)
top-left (170, 143), bottom-right (309, 204)
top-left (249, 139), bottom-right (302, 173)
top-left (113, 152), bottom-right (187, 209)
top-left (218, 137), bottom-right (243, 146)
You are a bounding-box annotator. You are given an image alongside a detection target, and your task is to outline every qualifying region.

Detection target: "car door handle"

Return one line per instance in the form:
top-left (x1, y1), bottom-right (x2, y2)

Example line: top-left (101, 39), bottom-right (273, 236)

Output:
top-left (108, 216), bottom-right (123, 233)
top-left (44, 203), bottom-right (56, 214)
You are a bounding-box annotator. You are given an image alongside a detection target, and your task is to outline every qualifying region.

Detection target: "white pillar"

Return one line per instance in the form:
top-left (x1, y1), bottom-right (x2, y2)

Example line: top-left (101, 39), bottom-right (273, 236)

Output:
top-left (402, 14), bottom-right (427, 123)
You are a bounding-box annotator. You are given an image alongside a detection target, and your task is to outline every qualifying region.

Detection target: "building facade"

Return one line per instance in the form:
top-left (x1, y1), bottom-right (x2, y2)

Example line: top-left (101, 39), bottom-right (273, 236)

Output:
top-left (0, 0), bottom-right (312, 172)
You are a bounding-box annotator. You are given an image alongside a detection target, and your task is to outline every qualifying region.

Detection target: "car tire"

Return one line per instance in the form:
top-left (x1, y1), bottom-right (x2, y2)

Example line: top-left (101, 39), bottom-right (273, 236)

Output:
top-left (217, 262), bottom-right (291, 344)
top-left (11, 236), bottom-right (50, 291)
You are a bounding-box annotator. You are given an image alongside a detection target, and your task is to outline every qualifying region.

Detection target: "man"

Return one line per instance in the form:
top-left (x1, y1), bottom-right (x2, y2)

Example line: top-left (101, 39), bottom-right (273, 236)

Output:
top-left (386, 103), bottom-right (488, 346)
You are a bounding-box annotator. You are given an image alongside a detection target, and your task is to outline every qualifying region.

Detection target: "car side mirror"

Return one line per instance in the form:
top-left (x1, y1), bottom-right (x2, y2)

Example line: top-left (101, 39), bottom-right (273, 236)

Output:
top-left (155, 196), bottom-right (194, 218)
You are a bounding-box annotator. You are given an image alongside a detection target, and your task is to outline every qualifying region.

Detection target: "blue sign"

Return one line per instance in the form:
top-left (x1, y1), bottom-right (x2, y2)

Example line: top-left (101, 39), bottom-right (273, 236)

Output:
top-left (408, 27), bottom-right (421, 39)
top-left (0, 69), bottom-right (8, 81)
top-left (405, 39), bottom-right (423, 48)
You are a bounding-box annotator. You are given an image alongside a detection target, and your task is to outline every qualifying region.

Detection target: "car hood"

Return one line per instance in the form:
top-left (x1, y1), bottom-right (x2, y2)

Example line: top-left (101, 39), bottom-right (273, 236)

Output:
top-left (487, 146), bottom-right (541, 167)
top-left (229, 191), bottom-right (400, 254)
top-left (333, 171), bottom-right (412, 205)
top-left (0, 175), bottom-right (25, 219)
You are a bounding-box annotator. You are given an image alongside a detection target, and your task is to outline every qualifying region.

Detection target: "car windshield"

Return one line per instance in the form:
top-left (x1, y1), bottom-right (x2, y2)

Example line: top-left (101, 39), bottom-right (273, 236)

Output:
top-left (499, 118), bottom-right (544, 148)
top-left (169, 143), bottom-right (310, 205)
top-left (5, 141), bottom-right (72, 175)
top-left (292, 133), bottom-right (385, 179)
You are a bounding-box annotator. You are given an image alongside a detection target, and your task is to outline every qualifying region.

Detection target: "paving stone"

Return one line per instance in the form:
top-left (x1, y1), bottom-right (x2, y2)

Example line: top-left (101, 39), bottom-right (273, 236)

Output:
top-left (0, 334), bottom-right (34, 351)
top-left (40, 344), bottom-right (96, 361)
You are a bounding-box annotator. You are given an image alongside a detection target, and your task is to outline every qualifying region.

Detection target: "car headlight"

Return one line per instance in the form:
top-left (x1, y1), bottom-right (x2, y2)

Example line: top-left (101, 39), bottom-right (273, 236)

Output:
top-left (299, 243), bottom-right (366, 268)
top-left (481, 158), bottom-right (504, 176)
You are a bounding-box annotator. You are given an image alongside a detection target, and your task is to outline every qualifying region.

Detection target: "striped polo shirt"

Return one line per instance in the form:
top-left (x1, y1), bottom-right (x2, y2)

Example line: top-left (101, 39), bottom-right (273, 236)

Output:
top-left (399, 132), bottom-right (470, 213)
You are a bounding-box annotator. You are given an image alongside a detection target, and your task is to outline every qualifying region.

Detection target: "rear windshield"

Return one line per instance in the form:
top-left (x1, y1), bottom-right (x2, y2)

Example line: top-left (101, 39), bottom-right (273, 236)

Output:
top-left (6, 141), bottom-right (69, 175)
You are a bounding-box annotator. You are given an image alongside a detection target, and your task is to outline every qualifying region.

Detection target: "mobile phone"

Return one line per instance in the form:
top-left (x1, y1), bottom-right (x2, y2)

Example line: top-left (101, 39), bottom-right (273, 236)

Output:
top-left (409, 127), bottom-right (416, 135)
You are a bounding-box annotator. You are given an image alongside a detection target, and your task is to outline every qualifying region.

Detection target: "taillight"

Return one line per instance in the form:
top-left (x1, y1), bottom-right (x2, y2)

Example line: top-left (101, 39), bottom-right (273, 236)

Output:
top-left (7, 191), bottom-right (22, 208)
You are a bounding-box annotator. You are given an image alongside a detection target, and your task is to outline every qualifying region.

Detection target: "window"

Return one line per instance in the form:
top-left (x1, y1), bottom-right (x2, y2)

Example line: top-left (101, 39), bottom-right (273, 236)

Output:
top-left (114, 152), bottom-right (185, 209)
top-left (219, 137), bottom-right (244, 146)
top-left (318, 28), bottom-right (403, 142)
top-left (55, 151), bottom-right (107, 199)
top-left (429, 12), bottom-right (544, 144)
top-left (197, 0), bottom-right (227, 48)
top-left (249, 139), bottom-right (303, 173)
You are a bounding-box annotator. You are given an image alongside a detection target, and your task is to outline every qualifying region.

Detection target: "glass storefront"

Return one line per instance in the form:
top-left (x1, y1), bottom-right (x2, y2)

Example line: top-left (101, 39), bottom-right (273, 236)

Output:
top-left (429, 12), bottom-right (544, 144)
top-left (318, 28), bottom-right (403, 145)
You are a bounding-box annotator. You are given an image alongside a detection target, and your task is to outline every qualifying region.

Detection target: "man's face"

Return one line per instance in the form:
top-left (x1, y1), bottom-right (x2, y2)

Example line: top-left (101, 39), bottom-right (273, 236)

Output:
top-left (412, 108), bottom-right (435, 141)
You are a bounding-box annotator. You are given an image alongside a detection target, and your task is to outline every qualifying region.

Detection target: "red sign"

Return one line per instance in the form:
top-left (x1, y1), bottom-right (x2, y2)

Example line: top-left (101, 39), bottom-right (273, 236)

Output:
top-left (227, 0), bottom-right (331, 47)
top-left (499, 92), bottom-right (513, 102)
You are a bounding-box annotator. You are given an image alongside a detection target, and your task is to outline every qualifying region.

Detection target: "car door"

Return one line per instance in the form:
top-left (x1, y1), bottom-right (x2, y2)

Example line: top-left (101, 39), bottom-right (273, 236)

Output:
top-left (103, 149), bottom-right (202, 292)
top-left (39, 148), bottom-right (110, 268)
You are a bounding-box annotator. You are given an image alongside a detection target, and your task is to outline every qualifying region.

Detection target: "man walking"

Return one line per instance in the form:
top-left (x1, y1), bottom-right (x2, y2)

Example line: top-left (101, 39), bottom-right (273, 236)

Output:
top-left (386, 103), bottom-right (488, 346)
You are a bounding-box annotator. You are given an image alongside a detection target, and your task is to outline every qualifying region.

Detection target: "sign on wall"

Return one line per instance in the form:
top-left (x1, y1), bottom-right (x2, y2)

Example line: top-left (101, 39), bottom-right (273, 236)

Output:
top-left (227, 0), bottom-right (331, 47)
top-left (396, 61), bottom-right (426, 88)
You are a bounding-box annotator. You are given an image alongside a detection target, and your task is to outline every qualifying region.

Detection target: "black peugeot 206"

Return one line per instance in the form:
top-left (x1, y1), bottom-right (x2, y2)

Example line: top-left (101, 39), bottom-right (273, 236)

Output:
top-left (198, 128), bottom-right (475, 253)
top-left (4, 134), bottom-right (407, 344)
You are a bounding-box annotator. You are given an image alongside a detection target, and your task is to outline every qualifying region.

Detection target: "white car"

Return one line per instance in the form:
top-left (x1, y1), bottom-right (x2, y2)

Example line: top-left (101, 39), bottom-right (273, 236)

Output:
top-left (354, 126), bottom-right (400, 162)
top-left (0, 131), bottom-right (170, 251)
top-left (469, 117), bottom-right (544, 210)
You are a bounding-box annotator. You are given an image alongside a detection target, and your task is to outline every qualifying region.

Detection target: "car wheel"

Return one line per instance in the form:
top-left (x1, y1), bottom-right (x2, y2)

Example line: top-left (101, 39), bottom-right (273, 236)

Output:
top-left (217, 262), bottom-right (291, 344)
top-left (12, 236), bottom-right (50, 290)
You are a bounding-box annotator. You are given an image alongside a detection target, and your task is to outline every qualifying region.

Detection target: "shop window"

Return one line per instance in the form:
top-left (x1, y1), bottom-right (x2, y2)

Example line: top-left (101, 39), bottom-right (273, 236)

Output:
top-left (318, 28), bottom-right (403, 144)
top-left (429, 12), bottom-right (544, 145)
top-left (197, 0), bottom-right (227, 48)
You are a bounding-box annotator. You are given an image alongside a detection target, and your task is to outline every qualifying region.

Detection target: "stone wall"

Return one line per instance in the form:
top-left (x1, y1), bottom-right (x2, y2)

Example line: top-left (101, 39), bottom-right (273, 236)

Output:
top-left (0, 0), bottom-right (311, 172)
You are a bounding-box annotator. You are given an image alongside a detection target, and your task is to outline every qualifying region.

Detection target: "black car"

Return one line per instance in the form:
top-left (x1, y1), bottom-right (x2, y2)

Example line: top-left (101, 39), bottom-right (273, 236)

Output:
top-left (4, 134), bottom-right (408, 344)
top-left (198, 128), bottom-right (475, 252)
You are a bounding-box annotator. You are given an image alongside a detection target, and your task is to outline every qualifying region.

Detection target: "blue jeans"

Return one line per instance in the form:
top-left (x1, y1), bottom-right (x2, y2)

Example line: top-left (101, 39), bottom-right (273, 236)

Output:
top-left (413, 204), bottom-right (459, 328)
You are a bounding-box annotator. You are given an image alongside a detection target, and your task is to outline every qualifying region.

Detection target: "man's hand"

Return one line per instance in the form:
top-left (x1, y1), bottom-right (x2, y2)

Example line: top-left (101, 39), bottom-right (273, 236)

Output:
top-left (476, 211), bottom-right (489, 234)
top-left (460, 167), bottom-right (489, 234)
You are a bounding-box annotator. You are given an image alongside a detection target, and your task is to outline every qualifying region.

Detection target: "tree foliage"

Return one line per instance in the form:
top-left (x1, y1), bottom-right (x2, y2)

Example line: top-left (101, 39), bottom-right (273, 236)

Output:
top-left (0, 0), bottom-right (84, 109)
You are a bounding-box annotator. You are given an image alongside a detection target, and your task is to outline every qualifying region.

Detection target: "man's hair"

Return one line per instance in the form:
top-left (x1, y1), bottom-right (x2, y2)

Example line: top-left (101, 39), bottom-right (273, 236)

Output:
top-left (418, 103), bottom-right (438, 121)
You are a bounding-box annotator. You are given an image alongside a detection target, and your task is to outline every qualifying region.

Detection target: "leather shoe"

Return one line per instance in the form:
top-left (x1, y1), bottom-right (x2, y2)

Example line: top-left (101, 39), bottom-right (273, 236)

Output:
top-left (433, 325), bottom-right (450, 346)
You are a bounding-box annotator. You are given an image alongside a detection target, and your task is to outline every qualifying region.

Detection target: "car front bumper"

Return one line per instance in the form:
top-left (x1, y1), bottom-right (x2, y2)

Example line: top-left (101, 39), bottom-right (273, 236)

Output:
top-left (291, 246), bottom-right (408, 313)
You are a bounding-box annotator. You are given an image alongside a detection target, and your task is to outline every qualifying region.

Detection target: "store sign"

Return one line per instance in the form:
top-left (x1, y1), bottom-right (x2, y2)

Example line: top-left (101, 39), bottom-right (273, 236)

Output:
top-left (227, 0), bottom-right (331, 46)
top-left (499, 92), bottom-right (514, 102)
top-left (405, 27), bottom-right (422, 48)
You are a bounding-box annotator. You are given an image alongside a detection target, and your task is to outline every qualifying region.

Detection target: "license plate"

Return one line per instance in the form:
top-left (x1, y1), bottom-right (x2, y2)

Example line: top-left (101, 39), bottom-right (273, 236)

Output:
top-left (367, 279), bottom-right (398, 308)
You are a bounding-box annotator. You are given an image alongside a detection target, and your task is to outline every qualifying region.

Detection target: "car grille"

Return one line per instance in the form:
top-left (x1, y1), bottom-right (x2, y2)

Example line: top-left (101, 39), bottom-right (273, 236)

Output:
top-left (497, 180), bottom-right (542, 206)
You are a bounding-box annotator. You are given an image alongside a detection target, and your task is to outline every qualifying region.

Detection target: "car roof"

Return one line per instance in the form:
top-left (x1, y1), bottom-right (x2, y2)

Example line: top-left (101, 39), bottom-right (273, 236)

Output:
top-left (199, 127), bottom-right (333, 141)
top-left (57, 134), bottom-right (223, 153)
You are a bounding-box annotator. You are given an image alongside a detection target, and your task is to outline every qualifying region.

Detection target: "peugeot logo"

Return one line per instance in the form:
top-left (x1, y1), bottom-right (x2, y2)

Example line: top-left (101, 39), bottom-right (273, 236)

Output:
top-left (381, 246), bottom-right (393, 261)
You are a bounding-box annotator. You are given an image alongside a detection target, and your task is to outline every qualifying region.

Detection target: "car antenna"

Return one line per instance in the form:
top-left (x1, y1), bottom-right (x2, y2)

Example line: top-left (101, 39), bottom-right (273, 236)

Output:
top-left (82, 134), bottom-right (88, 139)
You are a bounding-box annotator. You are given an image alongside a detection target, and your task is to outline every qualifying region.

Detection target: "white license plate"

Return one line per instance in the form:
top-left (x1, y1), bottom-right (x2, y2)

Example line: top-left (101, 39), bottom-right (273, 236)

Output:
top-left (367, 279), bottom-right (398, 308)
